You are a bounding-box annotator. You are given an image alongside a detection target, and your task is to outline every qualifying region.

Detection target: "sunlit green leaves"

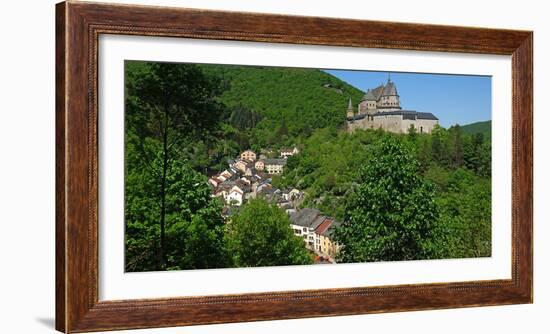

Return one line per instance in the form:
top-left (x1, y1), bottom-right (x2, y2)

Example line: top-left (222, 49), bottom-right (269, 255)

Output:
top-left (225, 199), bottom-right (313, 267)
top-left (333, 137), bottom-right (438, 262)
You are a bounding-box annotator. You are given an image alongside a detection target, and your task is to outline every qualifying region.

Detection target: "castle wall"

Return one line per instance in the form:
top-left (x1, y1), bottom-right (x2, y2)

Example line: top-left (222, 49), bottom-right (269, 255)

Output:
top-left (358, 101), bottom-right (368, 114)
top-left (373, 114), bottom-right (403, 133)
top-left (415, 119), bottom-right (438, 134)
top-left (358, 101), bottom-right (376, 114)
top-left (401, 118), bottom-right (438, 134)
top-left (401, 119), bottom-right (417, 133)
top-left (346, 116), bottom-right (438, 134)
top-left (348, 80), bottom-right (438, 134)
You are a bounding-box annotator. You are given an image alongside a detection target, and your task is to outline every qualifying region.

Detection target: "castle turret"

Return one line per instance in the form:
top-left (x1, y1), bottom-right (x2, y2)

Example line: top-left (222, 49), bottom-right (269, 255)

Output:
top-left (358, 89), bottom-right (378, 114)
top-left (378, 75), bottom-right (401, 111)
top-left (346, 74), bottom-right (439, 134)
top-left (346, 97), bottom-right (354, 118)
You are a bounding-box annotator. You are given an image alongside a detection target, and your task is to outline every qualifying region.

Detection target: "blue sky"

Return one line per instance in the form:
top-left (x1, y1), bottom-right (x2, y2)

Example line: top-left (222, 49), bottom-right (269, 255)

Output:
top-left (325, 70), bottom-right (491, 128)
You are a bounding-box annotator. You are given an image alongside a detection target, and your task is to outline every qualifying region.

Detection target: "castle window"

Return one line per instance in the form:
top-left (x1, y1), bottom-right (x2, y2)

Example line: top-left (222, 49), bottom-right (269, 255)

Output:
top-left (420, 126), bottom-right (423, 133)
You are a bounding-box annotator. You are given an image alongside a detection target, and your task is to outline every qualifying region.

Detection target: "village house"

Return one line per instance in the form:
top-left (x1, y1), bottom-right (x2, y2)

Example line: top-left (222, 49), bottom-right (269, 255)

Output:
top-left (258, 187), bottom-right (282, 204)
top-left (208, 176), bottom-right (223, 188)
top-left (289, 208), bottom-right (340, 260)
top-left (240, 150), bottom-right (256, 162)
top-left (213, 187), bottom-right (228, 201)
top-left (256, 182), bottom-right (272, 194)
top-left (254, 160), bottom-right (265, 171)
top-left (209, 148), bottom-right (341, 261)
top-left (244, 167), bottom-right (255, 177)
top-left (315, 219), bottom-right (341, 260)
top-left (233, 160), bottom-right (249, 173)
top-left (239, 177), bottom-right (251, 185)
top-left (263, 158), bottom-right (287, 174)
top-left (346, 77), bottom-right (439, 134)
top-left (289, 208), bottom-right (325, 250)
top-left (208, 169), bottom-right (235, 188)
top-left (219, 169), bottom-right (232, 181)
top-left (280, 147), bottom-right (299, 158)
top-left (282, 188), bottom-right (301, 201)
top-left (226, 185), bottom-right (244, 206)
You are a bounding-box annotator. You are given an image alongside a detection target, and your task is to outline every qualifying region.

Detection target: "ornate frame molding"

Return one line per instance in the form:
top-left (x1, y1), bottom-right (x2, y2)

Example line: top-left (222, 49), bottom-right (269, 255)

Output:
top-left (56, 1), bottom-right (532, 332)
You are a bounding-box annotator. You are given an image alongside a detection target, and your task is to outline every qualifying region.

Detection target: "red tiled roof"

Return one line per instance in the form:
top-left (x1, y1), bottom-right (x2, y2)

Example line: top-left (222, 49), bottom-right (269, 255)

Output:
top-left (314, 218), bottom-right (333, 235)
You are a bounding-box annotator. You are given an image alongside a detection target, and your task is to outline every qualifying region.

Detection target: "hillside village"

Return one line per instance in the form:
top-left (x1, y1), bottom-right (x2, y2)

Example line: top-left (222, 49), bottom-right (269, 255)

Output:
top-left (125, 61), bottom-right (493, 273)
top-left (208, 148), bottom-right (341, 263)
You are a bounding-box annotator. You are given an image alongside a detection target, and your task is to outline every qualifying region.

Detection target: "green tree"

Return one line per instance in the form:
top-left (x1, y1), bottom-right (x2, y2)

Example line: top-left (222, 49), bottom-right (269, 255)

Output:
top-left (464, 132), bottom-right (491, 177)
top-left (276, 119), bottom-right (289, 138)
top-left (225, 199), bottom-right (313, 267)
top-left (125, 138), bottom-right (163, 271)
top-left (126, 62), bottom-right (225, 270)
top-left (433, 168), bottom-right (491, 258)
top-left (417, 136), bottom-right (432, 172)
top-left (334, 137), bottom-right (438, 262)
top-left (407, 124), bottom-right (418, 142)
top-left (447, 124), bottom-right (464, 169)
top-left (164, 160), bottom-right (227, 270)
top-left (125, 157), bottom-right (227, 271)
top-left (431, 125), bottom-right (448, 166)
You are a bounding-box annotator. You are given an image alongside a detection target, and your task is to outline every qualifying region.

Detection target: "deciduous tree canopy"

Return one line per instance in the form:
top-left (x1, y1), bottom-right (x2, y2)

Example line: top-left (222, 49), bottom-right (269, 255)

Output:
top-left (124, 61), bottom-right (492, 272)
top-left (333, 137), bottom-right (438, 262)
top-left (225, 199), bottom-right (313, 267)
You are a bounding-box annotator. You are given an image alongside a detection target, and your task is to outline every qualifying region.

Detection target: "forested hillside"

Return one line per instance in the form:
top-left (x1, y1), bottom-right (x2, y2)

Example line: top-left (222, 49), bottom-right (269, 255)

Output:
top-left (273, 126), bottom-right (492, 260)
top-left (124, 61), bottom-right (492, 271)
top-left (198, 64), bottom-right (365, 148)
top-left (461, 120), bottom-right (491, 139)
top-left (125, 61), bottom-right (365, 173)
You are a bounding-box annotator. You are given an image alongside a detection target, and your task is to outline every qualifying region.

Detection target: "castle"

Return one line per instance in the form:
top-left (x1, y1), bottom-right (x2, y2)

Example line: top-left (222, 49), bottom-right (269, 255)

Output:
top-left (346, 77), bottom-right (439, 134)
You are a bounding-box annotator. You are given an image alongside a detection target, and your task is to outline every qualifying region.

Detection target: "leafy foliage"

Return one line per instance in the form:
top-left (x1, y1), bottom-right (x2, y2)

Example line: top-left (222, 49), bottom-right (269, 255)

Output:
top-left (124, 60), bottom-right (493, 271)
top-left (125, 157), bottom-right (227, 271)
top-left (272, 128), bottom-right (382, 221)
top-left (424, 167), bottom-right (491, 258)
top-left (125, 61), bottom-right (226, 270)
top-left (333, 137), bottom-right (438, 262)
top-left (198, 64), bottom-right (365, 148)
top-left (225, 199), bottom-right (313, 267)
top-left (461, 120), bottom-right (491, 140)
top-left (163, 160), bottom-right (228, 270)
top-left (276, 125), bottom-right (491, 261)
top-left (229, 105), bottom-right (263, 130)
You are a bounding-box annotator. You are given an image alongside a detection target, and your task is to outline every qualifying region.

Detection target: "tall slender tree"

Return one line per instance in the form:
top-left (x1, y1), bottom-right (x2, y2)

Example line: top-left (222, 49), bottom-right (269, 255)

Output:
top-left (447, 124), bottom-right (464, 169)
top-left (126, 62), bottom-right (225, 270)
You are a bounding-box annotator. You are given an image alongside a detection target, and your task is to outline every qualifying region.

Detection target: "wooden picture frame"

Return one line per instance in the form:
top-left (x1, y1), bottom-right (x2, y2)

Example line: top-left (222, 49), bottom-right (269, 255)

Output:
top-left (56, 1), bottom-right (533, 332)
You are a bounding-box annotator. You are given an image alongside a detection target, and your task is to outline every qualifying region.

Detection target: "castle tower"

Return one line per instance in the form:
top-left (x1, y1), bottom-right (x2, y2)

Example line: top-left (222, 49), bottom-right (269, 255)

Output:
top-left (346, 97), bottom-right (354, 118)
top-left (358, 89), bottom-right (378, 115)
top-left (378, 75), bottom-right (401, 111)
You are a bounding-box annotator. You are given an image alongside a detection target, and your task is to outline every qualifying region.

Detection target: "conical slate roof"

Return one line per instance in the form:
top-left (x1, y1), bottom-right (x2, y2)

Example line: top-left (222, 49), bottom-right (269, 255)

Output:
top-left (360, 89), bottom-right (377, 101)
top-left (371, 85), bottom-right (385, 99)
top-left (382, 80), bottom-right (398, 96)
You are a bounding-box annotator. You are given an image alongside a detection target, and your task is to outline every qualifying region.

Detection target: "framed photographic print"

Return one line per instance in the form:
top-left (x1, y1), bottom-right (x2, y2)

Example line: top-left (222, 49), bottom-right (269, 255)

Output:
top-left (56, 1), bottom-right (533, 332)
